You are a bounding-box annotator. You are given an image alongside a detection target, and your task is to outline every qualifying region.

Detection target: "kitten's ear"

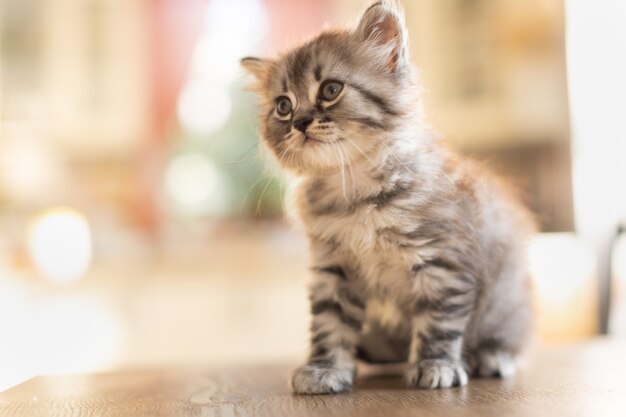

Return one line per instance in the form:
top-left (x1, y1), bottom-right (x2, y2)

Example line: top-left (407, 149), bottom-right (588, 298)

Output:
top-left (240, 56), bottom-right (271, 82)
top-left (356, 1), bottom-right (408, 72)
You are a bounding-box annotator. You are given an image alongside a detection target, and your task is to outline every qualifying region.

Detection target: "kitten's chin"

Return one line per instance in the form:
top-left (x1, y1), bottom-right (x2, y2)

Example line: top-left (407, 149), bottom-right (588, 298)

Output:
top-left (277, 158), bottom-right (340, 176)
top-left (287, 156), bottom-right (359, 178)
top-left (270, 134), bottom-right (367, 175)
top-left (271, 150), bottom-right (341, 176)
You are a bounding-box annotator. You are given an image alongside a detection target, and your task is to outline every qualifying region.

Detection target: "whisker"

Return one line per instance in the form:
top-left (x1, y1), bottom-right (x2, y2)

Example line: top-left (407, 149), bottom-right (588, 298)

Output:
top-left (248, 137), bottom-right (297, 215)
top-left (255, 177), bottom-right (274, 216)
top-left (342, 135), bottom-right (376, 166)
top-left (221, 154), bottom-right (261, 165)
top-left (335, 142), bottom-right (348, 201)
top-left (240, 171), bottom-right (269, 215)
top-left (338, 142), bottom-right (357, 199)
top-left (221, 140), bottom-right (262, 165)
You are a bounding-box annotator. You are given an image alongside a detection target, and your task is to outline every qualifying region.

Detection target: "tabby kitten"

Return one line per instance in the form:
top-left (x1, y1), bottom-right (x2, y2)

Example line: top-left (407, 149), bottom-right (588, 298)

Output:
top-left (241, 0), bottom-right (534, 394)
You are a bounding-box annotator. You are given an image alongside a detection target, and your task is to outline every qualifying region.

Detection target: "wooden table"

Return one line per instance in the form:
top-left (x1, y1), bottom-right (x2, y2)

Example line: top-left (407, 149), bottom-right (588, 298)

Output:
top-left (2, 338), bottom-right (625, 417)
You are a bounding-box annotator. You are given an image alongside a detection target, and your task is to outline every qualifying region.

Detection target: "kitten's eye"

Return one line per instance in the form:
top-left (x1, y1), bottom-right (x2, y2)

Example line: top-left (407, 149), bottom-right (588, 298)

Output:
top-left (276, 97), bottom-right (292, 117)
top-left (319, 80), bottom-right (343, 101)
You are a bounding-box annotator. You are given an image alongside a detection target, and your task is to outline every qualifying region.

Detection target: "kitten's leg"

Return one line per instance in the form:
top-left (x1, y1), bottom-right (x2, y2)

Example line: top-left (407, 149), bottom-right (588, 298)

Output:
top-left (466, 270), bottom-right (532, 378)
top-left (466, 308), bottom-right (530, 378)
top-left (405, 264), bottom-right (476, 389)
top-left (290, 266), bottom-right (365, 394)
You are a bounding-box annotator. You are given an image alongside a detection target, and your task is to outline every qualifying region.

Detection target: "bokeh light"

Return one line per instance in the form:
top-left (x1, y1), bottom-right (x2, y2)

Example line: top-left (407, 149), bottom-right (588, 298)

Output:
top-left (27, 208), bottom-right (93, 284)
top-left (177, 79), bottom-right (232, 135)
top-left (0, 127), bottom-right (64, 203)
top-left (165, 154), bottom-right (228, 216)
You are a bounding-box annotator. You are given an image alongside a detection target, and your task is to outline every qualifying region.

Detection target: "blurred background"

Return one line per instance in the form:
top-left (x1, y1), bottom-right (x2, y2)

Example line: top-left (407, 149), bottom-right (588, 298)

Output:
top-left (1, 0), bottom-right (625, 392)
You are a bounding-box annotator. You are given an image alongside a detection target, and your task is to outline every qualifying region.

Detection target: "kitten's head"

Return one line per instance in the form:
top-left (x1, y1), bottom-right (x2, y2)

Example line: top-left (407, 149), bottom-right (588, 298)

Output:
top-left (242, 1), bottom-right (416, 175)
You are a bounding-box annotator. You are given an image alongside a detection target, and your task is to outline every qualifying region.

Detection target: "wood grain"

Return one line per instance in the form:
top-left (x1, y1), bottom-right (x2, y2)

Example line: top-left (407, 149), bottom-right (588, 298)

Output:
top-left (2, 338), bottom-right (626, 417)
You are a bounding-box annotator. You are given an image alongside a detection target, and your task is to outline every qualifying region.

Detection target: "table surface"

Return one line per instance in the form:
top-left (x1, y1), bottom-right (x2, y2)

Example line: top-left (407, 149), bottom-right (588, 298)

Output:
top-left (2, 338), bottom-right (626, 417)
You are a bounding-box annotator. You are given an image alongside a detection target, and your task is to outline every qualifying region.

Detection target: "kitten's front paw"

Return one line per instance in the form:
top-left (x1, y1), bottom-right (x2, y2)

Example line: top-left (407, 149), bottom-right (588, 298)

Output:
top-left (405, 359), bottom-right (468, 389)
top-left (290, 364), bottom-right (355, 394)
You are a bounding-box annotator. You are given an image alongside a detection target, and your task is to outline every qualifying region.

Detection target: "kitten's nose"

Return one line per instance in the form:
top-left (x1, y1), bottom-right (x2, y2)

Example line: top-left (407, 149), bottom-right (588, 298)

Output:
top-left (293, 116), bottom-right (313, 133)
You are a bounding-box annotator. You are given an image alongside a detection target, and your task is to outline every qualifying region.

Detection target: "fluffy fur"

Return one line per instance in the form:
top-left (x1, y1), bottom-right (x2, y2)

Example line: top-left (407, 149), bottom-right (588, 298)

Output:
top-left (242, 0), bottom-right (534, 394)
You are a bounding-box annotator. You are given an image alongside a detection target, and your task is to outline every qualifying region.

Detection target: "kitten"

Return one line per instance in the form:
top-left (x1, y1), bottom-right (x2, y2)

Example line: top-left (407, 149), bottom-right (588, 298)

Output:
top-left (241, 0), bottom-right (534, 394)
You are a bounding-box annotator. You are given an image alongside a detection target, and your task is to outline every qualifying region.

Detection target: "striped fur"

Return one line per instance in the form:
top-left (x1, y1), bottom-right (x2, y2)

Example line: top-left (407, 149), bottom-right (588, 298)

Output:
top-left (242, 0), bottom-right (534, 394)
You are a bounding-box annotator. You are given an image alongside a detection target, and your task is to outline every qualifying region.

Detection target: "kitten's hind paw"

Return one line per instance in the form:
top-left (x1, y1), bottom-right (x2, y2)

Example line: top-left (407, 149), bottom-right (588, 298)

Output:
top-left (475, 350), bottom-right (516, 378)
top-left (405, 359), bottom-right (468, 389)
top-left (290, 364), bottom-right (355, 395)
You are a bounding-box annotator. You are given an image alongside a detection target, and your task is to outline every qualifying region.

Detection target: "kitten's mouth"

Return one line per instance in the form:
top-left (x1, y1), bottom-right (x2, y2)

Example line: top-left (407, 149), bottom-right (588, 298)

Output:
top-left (303, 135), bottom-right (342, 145)
top-left (303, 135), bottom-right (325, 144)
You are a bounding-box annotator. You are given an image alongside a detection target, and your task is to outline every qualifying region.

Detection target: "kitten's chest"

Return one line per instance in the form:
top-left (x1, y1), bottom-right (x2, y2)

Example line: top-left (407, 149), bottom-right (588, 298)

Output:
top-left (304, 200), bottom-right (422, 292)
top-left (305, 201), bottom-right (402, 254)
